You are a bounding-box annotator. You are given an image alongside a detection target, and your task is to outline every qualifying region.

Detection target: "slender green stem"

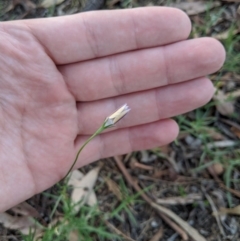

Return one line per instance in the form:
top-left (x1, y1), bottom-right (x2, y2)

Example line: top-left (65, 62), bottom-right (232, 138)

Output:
top-left (51, 124), bottom-right (105, 219)
top-left (64, 125), bottom-right (105, 179)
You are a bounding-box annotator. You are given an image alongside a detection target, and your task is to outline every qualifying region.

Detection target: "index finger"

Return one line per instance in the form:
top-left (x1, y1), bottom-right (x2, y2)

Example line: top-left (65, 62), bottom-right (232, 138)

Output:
top-left (21, 7), bottom-right (191, 64)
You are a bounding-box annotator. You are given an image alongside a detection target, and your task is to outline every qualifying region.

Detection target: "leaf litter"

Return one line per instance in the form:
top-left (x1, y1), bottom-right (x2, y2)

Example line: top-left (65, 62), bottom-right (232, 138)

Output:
top-left (68, 166), bottom-right (101, 213)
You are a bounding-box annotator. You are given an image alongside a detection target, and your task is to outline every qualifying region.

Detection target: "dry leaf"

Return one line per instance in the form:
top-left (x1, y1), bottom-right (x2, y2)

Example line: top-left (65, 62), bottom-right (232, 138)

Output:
top-left (68, 170), bottom-right (98, 208)
top-left (86, 190), bottom-right (98, 207)
top-left (220, 205), bottom-right (240, 216)
top-left (12, 202), bottom-right (39, 218)
top-left (105, 178), bottom-right (123, 201)
top-left (68, 170), bottom-right (84, 186)
top-left (69, 167), bottom-right (101, 213)
top-left (40, 0), bottom-right (65, 8)
top-left (202, 127), bottom-right (225, 140)
top-left (213, 90), bottom-right (235, 116)
top-left (169, 1), bottom-right (221, 15)
top-left (0, 213), bottom-right (41, 236)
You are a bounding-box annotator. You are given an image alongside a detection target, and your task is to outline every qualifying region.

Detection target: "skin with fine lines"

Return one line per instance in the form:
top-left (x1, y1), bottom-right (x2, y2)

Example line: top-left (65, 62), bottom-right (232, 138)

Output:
top-left (0, 7), bottom-right (225, 212)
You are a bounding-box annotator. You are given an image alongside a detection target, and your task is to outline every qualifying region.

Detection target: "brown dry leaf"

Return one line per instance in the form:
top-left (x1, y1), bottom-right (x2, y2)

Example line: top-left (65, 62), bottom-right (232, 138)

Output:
top-left (0, 212), bottom-right (42, 236)
top-left (11, 202), bottom-right (39, 218)
top-left (220, 205), bottom-right (240, 216)
top-left (105, 178), bottom-right (123, 201)
top-left (213, 90), bottom-right (235, 116)
top-left (69, 167), bottom-right (101, 213)
top-left (169, 1), bottom-right (221, 15)
top-left (202, 127), bottom-right (225, 140)
top-left (40, 0), bottom-right (65, 8)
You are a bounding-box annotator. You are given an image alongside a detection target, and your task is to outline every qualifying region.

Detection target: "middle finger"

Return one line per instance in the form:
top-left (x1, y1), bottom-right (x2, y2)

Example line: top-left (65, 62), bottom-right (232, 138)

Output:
top-left (60, 37), bottom-right (224, 101)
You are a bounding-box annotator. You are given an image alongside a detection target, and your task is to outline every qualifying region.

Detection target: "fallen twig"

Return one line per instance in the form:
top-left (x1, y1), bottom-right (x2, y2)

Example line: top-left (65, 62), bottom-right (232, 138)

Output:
top-left (201, 187), bottom-right (225, 237)
top-left (129, 157), bottom-right (153, 171)
top-left (207, 167), bottom-right (240, 199)
top-left (156, 194), bottom-right (202, 205)
top-left (114, 156), bottom-right (195, 241)
top-left (219, 183), bottom-right (240, 199)
top-left (105, 220), bottom-right (136, 241)
top-left (150, 202), bottom-right (206, 241)
top-left (149, 226), bottom-right (164, 241)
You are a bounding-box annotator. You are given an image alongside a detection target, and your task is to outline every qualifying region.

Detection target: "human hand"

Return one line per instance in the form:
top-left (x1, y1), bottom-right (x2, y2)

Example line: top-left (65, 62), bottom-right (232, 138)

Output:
top-left (0, 7), bottom-right (225, 212)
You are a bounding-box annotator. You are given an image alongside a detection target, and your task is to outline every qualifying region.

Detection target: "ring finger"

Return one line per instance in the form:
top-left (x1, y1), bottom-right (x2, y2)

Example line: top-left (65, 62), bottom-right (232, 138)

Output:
top-left (77, 77), bottom-right (214, 135)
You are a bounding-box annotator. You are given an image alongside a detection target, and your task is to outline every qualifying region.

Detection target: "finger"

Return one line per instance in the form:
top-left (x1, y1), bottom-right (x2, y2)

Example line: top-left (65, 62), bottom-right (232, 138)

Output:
top-left (22, 7), bottom-right (191, 64)
top-left (73, 119), bottom-right (178, 168)
top-left (77, 77), bottom-right (214, 135)
top-left (60, 37), bottom-right (225, 101)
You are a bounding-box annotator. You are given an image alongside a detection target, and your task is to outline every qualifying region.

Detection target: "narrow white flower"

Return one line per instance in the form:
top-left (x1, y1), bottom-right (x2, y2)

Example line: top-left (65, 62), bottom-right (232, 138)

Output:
top-left (104, 104), bottom-right (130, 128)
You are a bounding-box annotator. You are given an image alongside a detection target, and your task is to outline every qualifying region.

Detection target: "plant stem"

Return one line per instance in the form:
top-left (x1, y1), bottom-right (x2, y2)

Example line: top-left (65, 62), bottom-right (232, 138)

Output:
top-left (64, 125), bottom-right (105, 179)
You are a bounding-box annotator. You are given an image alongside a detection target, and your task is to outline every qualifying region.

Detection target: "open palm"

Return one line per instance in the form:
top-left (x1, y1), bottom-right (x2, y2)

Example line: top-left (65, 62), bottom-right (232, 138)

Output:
top-left (0, 7), bottom-right (225, 212)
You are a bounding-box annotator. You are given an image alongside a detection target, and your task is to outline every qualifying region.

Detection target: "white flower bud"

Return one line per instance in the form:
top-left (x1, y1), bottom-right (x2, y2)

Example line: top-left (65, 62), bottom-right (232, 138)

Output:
top-left (104, 104), bottom-right (130, 128)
